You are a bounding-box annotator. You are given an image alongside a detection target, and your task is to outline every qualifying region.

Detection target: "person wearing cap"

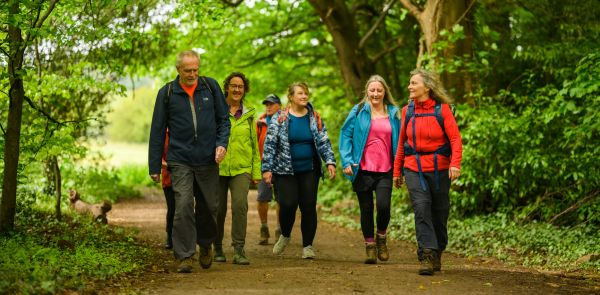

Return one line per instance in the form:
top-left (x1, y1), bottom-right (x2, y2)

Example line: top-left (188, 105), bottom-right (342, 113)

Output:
top-left (256, 94), bottom-right (282, 245)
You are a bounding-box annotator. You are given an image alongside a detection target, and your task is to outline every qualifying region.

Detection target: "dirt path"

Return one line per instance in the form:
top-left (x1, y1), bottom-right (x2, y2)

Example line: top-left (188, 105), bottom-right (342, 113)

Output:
top-left (108, 188), bottom-right (598, 294)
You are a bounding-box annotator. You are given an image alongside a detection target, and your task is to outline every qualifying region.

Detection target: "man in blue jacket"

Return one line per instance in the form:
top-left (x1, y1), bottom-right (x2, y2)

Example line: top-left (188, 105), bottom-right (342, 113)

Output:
top-left (148, 50), bottom-right (230, 273)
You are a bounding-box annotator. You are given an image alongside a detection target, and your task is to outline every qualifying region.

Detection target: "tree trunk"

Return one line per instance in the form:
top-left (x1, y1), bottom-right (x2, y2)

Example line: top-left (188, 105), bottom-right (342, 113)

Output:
top-left (401, 0), bottom-right (474, 103)
top-left (1, 1), bottom-right (25, 232)
top-left (308, 0), bottom-right (376, 100)
top-left (47, 156), bottom-right (62, 220)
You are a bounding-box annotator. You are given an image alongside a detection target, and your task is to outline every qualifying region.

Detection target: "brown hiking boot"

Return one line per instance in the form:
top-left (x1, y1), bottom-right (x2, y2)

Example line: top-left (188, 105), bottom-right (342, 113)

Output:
top-left (418, 249), bottom-right (435, 275)
top-left (177, 257), bottom-right (193, 273)
top-left (199, 245), bottom-right (213, 269)
top-left (433, 251), bottom-right (442, 271)
top-left (376, 234), bottom-right (389, 261)
top-left (259, 225), bottom-right (270, 245)
top-left (364, 243), bottom-right (377, 264)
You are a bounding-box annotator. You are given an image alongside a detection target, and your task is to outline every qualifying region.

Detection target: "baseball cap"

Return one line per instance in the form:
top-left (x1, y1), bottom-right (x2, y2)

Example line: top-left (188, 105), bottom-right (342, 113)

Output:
top-left (262, 94), bottom-right (281, 105)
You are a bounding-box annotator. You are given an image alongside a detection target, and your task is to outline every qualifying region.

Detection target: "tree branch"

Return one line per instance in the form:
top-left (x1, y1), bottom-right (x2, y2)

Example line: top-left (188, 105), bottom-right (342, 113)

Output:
top-left (453, 0), bottom-right (476, 27)
top-left (359, 0), bottom-right (398, 49)
top-left (549, 190), bottom-right (599, 225)
top-left (23, 95), bottom-right (60, 124)
top-left (34, 0), bottom-right (58, 28)
top-left (399, 0), bottom-right (422, 19)
top-left (372, 38), bottom-right (404, 63)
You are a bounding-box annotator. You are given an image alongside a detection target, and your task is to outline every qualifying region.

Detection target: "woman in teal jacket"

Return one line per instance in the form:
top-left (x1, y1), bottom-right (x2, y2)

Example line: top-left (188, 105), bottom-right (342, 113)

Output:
top-left (339, 75), bottom-right (400, 264)
top-left (214, 72), bottom-right (261, 265)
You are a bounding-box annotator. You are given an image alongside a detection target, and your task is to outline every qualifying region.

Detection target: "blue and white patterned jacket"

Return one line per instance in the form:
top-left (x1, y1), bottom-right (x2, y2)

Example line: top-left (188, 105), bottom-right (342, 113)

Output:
top-left (261, 103), bottom-right (336, 175)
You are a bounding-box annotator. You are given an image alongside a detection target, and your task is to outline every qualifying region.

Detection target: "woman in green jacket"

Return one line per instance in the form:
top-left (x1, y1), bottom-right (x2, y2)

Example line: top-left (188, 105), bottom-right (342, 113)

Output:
top-left (214, 72), bottom-right (262, 265)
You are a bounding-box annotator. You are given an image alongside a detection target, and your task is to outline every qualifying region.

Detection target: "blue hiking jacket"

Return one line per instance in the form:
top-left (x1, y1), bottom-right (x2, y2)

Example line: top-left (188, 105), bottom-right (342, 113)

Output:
top-left (338, 103), bottom-right (400, 182)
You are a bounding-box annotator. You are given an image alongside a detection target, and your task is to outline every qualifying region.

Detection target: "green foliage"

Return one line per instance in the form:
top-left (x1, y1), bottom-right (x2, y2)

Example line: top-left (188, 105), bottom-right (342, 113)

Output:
top-left (0, 208), bottom-right (151, 294)
top-left (61, 165), bottom-right (142, 204)
top-left (106, 86), bottom-right (157, 143)
top-left (454, 53), bottom-right (600, 224)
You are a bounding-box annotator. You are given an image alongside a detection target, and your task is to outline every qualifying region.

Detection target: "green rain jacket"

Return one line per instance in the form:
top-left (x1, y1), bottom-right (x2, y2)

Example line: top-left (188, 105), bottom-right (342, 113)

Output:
top-left (219, 103), bottom-right (262, 180)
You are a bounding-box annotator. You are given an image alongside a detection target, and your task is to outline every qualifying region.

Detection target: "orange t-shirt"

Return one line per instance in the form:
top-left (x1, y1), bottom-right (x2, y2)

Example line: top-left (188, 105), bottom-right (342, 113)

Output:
top-left (180, 81), bottom-right (198, 104)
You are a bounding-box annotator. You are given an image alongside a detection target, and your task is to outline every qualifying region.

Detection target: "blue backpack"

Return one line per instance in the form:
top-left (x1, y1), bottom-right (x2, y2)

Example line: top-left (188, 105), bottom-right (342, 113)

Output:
top-left (403, 100), bottom-right (451, 191)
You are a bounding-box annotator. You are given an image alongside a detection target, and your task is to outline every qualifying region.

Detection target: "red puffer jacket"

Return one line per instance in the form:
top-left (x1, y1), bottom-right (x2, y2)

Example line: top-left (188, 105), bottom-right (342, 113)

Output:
top-left (393, 98), bottom-right (462, 177)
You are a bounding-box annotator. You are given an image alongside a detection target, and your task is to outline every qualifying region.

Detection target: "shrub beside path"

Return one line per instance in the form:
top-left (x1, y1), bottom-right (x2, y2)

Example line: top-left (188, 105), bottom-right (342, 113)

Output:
top-left (107, 188), bottom-right (599, 294)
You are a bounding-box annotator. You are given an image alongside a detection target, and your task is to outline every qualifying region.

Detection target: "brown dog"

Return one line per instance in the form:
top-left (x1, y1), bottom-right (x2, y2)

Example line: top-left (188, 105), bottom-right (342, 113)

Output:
top-left (68, 189), bottom-right (112, 224)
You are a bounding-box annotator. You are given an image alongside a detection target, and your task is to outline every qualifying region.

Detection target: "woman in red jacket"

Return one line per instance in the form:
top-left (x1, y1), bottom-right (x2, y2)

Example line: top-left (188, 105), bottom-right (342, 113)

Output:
top-left (393, 69), bottom-right (462, 276)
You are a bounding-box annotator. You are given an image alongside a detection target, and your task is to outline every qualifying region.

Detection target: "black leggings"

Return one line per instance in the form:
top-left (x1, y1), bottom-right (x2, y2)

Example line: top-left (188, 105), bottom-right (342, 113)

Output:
top-left (274, 170), bottom-right (320, 247)
top-left (354, 170), bottom-right (392, 239)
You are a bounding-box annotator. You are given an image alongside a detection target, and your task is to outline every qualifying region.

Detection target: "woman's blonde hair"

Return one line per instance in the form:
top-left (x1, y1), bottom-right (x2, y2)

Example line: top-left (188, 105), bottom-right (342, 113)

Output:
top-left (287, 82), bottom-right (310, 107)
top-left (359, 75), bottom-right (398, 117)
top-left (409, 69), bottom-right (452, 104)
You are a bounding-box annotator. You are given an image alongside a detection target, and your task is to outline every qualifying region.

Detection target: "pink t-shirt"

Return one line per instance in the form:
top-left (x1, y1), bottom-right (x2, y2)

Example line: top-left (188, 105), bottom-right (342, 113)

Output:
top-left (360, 117), bottom-right (392, 172)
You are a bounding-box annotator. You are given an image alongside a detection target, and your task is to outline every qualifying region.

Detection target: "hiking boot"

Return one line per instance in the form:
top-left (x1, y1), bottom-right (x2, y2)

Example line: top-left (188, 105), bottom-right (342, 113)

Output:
top-left (176, 257), bottom-right (193, 273)
top-left (213, 245), bottom-right (226, 262)
top-left (259, 225), bottom-right (270, 245)
top-left (273, 235), bottom-right (290, 255)
top-left (164, 233), bottom-right (173, 249)
top-left (433, 251), bottom-right (442, 271)
top-left (418, 249), bottom-right (435, 276)
top-left (364, 243), bottom-right (377, 264)
top-left (376, 234), bottom-right (389, 261)
top-left (274, 227), bottom-right (282, 240)
top-left (233, 246), bottom-right (250, 265)
top-left (199, 245), bottom-right (213, 269)
top-left (302, 245), bottom-right (316, 259)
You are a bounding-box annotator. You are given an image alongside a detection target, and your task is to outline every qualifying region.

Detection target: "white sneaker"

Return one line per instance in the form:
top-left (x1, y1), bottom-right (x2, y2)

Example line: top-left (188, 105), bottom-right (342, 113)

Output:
top-left (273, 235), bottom-right (290, 255)
top-left (302, 245), bottom-right (316, 259)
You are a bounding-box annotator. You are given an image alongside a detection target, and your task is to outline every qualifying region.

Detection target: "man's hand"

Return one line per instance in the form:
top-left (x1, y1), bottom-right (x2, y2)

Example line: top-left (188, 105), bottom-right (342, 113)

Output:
top-left (215, 146), bottom-right (227, 164)
top-left (327, 165), bottom-right (336, 180)
top-left (262, 171), bottom-right (273, 186)
top-left (393, 176), bottom-right (404, 188)
top-left (150, 174), bottom-right (160, 183)
top-left (449, 167), bottom-right (460, 181)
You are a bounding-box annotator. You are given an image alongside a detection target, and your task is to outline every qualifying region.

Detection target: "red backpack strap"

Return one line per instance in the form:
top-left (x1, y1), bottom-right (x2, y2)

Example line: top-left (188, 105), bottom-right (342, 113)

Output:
top-left (314, 111), bottom-right (322, 131)
top-left (278, 108), bottom-right (289, 124)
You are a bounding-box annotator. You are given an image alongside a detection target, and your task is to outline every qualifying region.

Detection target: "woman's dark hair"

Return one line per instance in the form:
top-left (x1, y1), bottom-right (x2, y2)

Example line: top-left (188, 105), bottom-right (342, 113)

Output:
top-left (223, 72), bottom-right (250, 100)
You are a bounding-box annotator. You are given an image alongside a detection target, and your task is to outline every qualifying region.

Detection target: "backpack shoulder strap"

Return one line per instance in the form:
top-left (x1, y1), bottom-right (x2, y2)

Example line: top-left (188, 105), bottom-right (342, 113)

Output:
top-left (199, 76), bottom-right (214, 96)
top-left (434, 102), bottom-right (450, 143)
top-left (314, 110), bottom-right (323, 131)
top-left (163, 81), bottom-right (174, 119)
top-left (277, 108), bottom-right (289, 124)
top-left (403, 100), bottom-right (415, 133)
top-left (355, 102), bottom-right (365, 117)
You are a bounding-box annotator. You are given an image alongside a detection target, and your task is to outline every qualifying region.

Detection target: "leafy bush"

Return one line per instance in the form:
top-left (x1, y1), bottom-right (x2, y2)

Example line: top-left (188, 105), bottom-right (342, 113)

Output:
top-left (453, 53), bottom-right (600, 225)
top-left (0, 207), bottom-right (152, 294)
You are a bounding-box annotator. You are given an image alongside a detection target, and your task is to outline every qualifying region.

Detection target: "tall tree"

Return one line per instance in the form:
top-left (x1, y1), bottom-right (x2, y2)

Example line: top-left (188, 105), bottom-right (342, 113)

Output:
top-left (1, 0), bottom-right (58, 232)
top-left (400, 0), bottom-right (474, 102)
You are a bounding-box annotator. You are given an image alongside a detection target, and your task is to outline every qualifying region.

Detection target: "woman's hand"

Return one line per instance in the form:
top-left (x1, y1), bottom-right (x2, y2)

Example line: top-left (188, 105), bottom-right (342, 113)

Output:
top-left (393, 176), bottom-right (404, 188)
top-left (343, 164), bottom-right (358, 176)
top-left (262, 171), bottom-right (273, 186)
top-left (449, 167), bottom-right (460, 181)
top-left (327, 165), bottom-right (336, 180)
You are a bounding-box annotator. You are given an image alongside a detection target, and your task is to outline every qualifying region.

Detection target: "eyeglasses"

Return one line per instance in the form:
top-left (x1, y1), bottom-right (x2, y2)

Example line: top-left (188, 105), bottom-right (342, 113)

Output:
top-left (229, 84), bottom-right (244, 90)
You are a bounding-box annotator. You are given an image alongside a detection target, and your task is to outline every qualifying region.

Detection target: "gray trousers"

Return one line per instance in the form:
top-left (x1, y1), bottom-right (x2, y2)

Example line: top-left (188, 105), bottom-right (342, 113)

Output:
top-left (216, 173), bottom-right (251, 248)
top-left (405, 169), bottom-right (450, 260)
top-left (169, 163), bottom-right (219, 260)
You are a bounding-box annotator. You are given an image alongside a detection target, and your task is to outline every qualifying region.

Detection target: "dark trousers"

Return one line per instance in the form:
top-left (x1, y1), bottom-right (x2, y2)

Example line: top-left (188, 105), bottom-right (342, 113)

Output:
top-left (405, 169), bottom-right (450, 260)
top-left (164, 182), bottom-right (202, 237)
top-left (353, 170), bottom-right (392, 239)
top-left (169, 163), bottom-right (219, 260)
top-left (163, 187), bottom-right (176, 236)
top-left (274, 170), bottom-right (320, 247)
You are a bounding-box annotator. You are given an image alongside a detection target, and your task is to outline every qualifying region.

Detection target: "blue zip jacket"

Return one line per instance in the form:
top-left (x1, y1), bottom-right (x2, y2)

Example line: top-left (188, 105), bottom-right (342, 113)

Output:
top-left (261, 103), bottom-right (336, 175)
top-left (148, 76), bottom-right (230, 175)
top-left (338, 102), bottom-right (400, 182)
